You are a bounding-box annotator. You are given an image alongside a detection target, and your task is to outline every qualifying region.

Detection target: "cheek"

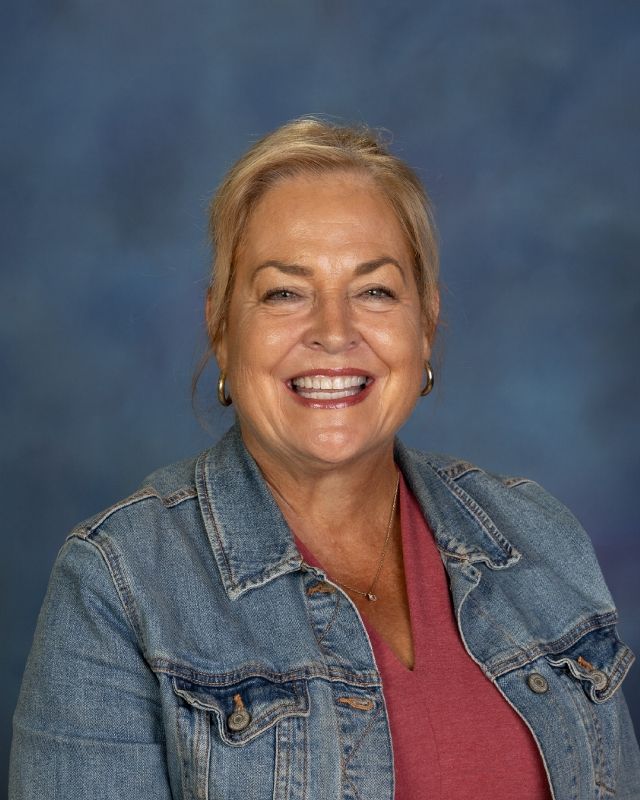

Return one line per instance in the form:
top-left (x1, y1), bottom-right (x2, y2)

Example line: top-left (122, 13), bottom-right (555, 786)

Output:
top-left (369, 315), bottom-right (425, 363)
top-left (226, 314), bottom-right (299, 376)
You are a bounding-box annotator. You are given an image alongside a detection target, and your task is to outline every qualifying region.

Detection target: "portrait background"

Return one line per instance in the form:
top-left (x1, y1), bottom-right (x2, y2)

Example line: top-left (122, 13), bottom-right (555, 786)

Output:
top-left (2, 0), bottom-right (639, 786)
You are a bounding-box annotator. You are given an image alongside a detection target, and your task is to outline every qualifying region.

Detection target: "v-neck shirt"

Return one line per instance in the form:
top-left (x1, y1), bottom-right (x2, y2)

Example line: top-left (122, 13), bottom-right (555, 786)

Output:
top-left (295, 472), bottom-right (551, 799)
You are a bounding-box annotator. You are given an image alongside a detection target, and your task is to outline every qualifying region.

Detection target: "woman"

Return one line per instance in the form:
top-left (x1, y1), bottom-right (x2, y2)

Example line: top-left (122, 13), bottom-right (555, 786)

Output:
top-left (10, 118), bottom-right (640, 799)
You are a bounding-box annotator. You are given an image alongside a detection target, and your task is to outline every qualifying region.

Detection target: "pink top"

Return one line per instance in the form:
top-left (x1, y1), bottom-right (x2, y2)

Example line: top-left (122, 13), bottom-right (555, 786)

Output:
top-left (296, 473), bottom-right (552, 799)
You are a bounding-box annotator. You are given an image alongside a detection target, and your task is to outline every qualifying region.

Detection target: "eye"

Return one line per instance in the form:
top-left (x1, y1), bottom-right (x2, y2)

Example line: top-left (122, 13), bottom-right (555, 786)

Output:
top-left (359, 286), bottom-right (398, 301)
top-left (261, 287), bottom-right (301, 303)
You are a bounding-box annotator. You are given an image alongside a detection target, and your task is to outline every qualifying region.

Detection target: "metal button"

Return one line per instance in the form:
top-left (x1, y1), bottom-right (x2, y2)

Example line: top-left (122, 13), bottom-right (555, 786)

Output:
top-left (527, 673), bottom-right (549, 694)
top-left (590, 670), bottom-right (608, 691)
top-left (227, 706), bottom-right (251, 732)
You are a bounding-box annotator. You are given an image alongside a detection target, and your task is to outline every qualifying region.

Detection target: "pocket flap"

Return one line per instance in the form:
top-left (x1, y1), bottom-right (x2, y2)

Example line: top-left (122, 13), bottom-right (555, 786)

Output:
top-left (172, 674), bottom-right (309, 744)
top-left (546, 625), bottom-right (635, 703)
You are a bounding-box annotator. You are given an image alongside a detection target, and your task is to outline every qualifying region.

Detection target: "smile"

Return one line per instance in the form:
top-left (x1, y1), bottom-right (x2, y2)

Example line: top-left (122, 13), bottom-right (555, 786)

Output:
top-left (286, 371), bottom-right (374, 408)
top-left (290, 374), bottom-right (370, 399)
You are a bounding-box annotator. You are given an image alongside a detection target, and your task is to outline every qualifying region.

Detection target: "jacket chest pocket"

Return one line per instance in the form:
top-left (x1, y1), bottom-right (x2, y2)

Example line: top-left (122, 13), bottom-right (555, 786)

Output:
top-left (171, 674), bottom-right (310, 800)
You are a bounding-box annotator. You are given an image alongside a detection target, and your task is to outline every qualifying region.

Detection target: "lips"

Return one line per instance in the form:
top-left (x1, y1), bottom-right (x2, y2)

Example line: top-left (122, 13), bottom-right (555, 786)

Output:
top-left (287, 371), bottom-right (373, 403)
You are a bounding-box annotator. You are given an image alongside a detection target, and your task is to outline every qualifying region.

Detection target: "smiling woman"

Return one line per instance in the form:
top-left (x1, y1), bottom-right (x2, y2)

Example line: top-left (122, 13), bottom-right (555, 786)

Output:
top-left (213, 171), bottom-right (430, 472)
top-left (9, 118), bottom-right (640, 799)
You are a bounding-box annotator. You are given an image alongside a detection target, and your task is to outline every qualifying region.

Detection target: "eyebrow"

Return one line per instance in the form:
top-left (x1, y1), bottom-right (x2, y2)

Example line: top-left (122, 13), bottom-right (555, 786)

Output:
top-left (251, 256), bottom-right (407, 284)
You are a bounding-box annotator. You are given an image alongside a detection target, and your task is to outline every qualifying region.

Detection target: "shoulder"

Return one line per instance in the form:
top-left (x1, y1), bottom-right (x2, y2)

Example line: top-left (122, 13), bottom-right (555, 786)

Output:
top-left (69, 452), bottom-right (202, 544)
top-left (398, 443), bottom-right (537, 488)
top-left (397, 441), bottom-right (576, 514)
top-left (395, 440), bottom-right (602, 571)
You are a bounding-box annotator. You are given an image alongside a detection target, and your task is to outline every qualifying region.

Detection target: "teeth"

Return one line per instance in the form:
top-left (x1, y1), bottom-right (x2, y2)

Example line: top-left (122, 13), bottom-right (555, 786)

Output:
top-left (298, 388), bottom-right (360, 399)
top-left (292, 375), bottom-right (367, 391)
top-left (290, 374), bottom-right (370, 400)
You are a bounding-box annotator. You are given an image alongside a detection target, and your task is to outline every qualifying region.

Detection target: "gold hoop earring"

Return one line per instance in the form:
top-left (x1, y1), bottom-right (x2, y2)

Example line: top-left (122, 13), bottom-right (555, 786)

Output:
top-left (420, 361), bottom-right (434, 397)
top-left (217, 372), bottom-right (232, 406)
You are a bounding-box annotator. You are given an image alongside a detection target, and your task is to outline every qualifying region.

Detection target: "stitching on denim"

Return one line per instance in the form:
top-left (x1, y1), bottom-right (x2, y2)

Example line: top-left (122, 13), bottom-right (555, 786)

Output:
top-left (196, 451), bottom-right (235, 588)
top-left (273, 721), bottom-right (289, 799)
top-left (69, 486), bottom-right (197, 541)
top-left (586, 689), bottom-right (611, 793)
top-left (175, 704), bottom-right (190, 799)
top-left (193, 711), bottom-right (209, 800)
top-left (314, 592), bottom-right (342, 646)
top-left (428, 463), bottom-right (520, 563)
top-left (502, 476), bottom-right (533, 488)
top-left (164, 487), bottom-right (198, 507)
top-left (490, 612), bottom-right (620, 677)
top-left (337, 728), bottom-right (361, 800)
top-left (338, 701), bottom-right (382, 800)
top-left (158, 659), bottom-right (380, 687)
top-left (301, 714), bottom-right (309, 800)
top-left (561, 670), bottom-right (605, 796)
top-left (595, 645), bottom-right (635, 702)
top-left (539, 670), bottom-right (582, 800)
top-left (342, 769), bottom-right (364, 800)
top-left (342, 701), bottom-right (381, 769)
top-left (174, 682), bottom-right (311, 749)
top-left (434, 455), bottom-right (533, 489)
top-left (570, 672), bottom-right (604, 785)
top-left (303, 584), bottom-right (342, 665)
top-left (77, 535), bottom-right (146, 648)
top-left (439, 461), bottom-right (479, 480)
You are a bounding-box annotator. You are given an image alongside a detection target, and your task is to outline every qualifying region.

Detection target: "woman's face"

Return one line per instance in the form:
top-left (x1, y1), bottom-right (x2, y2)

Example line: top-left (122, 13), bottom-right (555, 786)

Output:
top-left (213, 171), bottom-right (434, 473)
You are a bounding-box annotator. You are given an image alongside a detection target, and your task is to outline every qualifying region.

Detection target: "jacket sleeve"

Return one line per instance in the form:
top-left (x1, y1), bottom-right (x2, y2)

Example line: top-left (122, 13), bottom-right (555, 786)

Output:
top-left (616, 687), bottom-right (640, 798)
top-left (9, 536), bottom-right (174, 800)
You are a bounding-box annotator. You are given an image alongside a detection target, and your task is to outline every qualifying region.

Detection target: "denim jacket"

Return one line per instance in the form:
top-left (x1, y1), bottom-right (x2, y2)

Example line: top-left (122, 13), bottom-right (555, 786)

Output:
top-left (10, 423), bottom-right (640, 799)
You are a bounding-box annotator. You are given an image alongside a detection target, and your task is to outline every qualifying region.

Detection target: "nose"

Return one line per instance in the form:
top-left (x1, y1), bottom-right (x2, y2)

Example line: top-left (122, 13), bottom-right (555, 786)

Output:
top-left (304, 292), bottom-right (361, 353)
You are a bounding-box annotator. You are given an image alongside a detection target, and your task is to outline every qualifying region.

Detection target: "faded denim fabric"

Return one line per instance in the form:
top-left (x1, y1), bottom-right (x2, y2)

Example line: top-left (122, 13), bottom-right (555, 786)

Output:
top-left (10, 422), bottom-right (640, 799)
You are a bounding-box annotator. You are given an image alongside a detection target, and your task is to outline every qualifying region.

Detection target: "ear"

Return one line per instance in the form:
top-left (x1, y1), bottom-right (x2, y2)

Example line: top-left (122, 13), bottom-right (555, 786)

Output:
top-left (206, 289), bottom-right (228, 371)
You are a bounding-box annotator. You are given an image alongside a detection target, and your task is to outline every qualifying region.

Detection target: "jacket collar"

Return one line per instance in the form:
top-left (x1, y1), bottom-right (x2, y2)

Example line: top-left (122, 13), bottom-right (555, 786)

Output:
top-left (394, 441), bottom-right (521, 569)
top-left (196, 422), bottom-right (519, 600)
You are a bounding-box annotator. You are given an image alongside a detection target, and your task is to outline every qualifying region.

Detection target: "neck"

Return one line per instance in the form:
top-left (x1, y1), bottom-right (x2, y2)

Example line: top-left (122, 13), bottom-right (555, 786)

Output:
top-left (240, 426), bottom-right (400, 553)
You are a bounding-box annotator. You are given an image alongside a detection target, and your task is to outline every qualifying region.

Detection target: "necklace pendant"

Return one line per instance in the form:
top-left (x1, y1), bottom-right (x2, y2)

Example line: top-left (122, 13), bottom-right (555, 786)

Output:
top-left (366, 592), bottom-right (377, 602)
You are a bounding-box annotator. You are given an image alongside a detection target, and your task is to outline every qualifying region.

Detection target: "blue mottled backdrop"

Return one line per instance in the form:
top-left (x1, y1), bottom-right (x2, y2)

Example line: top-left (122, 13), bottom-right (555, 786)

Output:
top-left (2, 0), bottom-right (639, 788)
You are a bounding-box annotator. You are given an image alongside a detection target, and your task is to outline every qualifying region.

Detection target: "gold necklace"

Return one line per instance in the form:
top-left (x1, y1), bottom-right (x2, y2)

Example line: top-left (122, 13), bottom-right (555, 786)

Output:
top-left (334, 472), bottom-right (400, 602)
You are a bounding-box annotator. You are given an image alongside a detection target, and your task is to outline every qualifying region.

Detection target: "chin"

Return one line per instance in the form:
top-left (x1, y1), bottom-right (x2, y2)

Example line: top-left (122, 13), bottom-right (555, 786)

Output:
top-left (297, 425), bottom-right (383, 467)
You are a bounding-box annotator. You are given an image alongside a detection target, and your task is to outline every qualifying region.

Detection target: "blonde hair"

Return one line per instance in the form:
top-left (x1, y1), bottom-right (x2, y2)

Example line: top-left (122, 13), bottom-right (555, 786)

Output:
top-left (201, 117), bottom-right (439, 379)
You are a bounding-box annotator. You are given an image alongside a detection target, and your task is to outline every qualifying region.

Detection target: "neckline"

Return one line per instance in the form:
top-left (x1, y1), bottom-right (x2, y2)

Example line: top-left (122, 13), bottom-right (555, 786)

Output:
top-left (295, 471), bottom-right (419, 674)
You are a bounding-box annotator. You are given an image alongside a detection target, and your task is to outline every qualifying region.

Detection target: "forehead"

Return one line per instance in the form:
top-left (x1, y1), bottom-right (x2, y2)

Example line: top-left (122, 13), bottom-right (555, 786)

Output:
top-left (237, 171), bottom-right (411, 264)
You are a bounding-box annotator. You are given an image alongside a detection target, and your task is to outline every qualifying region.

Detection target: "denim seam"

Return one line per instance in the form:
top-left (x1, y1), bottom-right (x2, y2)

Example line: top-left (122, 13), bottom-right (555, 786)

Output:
top-left (175, 704), bottom-right (190, 800)
top-left (313, 592), bottom-right (342, 647)
top-left (342, 702), bottom-right (381, 769)
top-left (225, 707), bottom-right (307, 748)
top-left (502, 477), bottom-right (534, 488)
top-left (540, 668), bottom-right (582, 800)
top-left (427, 463), bottom-right (521, 564)
top-left (595, 646), bottom-right (635, 702)
top-left (71, 533), bottom-right (146, 649)
top-left (490, 612), bottom-right (620, 677)
top-left (182, 695), bottom-right (306, 737)
top-left (439, 461), bottom-right (479, 480)
top-left (562, 670), bottom-right (609, 796)
top-left (157, 660), bottom-right (381, 688)
top-left (302, 714), bottom-right (309, 799)
top-left (195, 706), bottom-right (210, 800)
top-left (70, 487), bottom-right (197, 540)
top-left (274, 721), bottom-right (290, 799)
top-left (196, 451), bottom-right (235, 588)
top-left (338, 702), bottom-right (382, 800)
top-left (301, 577), bottom-right (335, 658)
top-left (586, 692), bottom-right (612, 794)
